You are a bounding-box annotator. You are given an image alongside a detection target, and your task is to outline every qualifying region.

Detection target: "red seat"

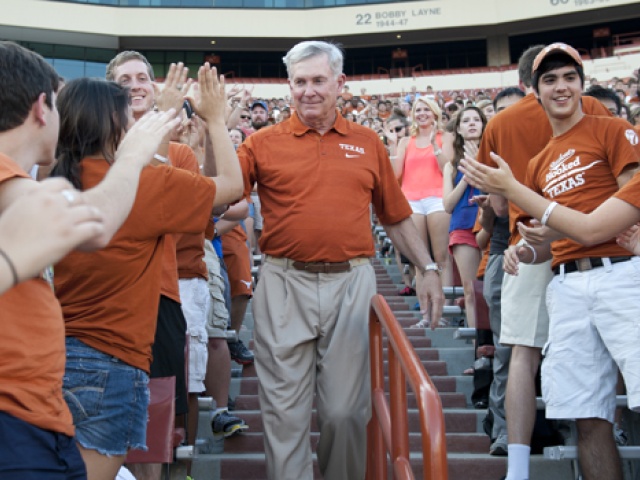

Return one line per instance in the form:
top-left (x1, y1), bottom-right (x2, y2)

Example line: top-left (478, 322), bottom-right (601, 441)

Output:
top-left (473, 279), bottom-right (491, 331)
top-left (125, 376), bottom-right (177, 464)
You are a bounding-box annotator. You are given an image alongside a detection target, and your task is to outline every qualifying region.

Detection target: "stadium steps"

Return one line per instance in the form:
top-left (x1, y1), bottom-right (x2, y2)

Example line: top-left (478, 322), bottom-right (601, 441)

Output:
top-left (187, 255), bottom-right (579, 480)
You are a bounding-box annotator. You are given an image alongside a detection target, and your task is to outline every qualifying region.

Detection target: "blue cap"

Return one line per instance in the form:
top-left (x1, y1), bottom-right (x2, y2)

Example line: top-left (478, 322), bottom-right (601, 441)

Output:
top-left (250, 100), bottom-right (268, 113)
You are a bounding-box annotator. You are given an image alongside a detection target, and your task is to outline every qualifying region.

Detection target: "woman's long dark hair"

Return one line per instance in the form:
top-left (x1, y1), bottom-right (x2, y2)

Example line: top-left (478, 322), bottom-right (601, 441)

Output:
top-left (51, 78), bottom-right (131, 190)
top-left (451, 106), bottom-right (487, 181)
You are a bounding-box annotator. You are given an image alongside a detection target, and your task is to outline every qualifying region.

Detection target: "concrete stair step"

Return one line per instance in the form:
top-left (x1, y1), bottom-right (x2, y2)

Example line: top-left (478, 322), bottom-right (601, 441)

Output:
top-left (246, 333), bottom-right (435, 350)
top-left (236, 375), bottom-right (461, 396)
top-left (223, 431), bottom-right (490, 454)
top-left (233, 390), bottom-right (467, 411)
top-left (225, 408), bottom-right (484, 434)
top-left (206, 451), bottom-right (572, 480)
top-left (203, 452), bottom-right (509, 480)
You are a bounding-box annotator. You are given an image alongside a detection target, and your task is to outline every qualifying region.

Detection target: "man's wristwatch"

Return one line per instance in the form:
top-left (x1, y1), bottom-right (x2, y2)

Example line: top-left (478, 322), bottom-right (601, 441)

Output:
top-left (422, 263), bottom-right (441, 274)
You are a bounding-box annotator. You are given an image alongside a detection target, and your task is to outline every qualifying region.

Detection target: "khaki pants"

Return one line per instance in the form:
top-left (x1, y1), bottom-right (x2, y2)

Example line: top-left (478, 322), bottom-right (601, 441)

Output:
top-left (252, 259), bottom-right (375, 480)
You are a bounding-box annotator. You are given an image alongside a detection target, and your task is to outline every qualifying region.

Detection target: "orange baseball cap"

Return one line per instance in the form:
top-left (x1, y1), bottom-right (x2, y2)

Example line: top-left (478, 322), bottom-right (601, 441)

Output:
top-left (532, 43), bottom-right (582, 74)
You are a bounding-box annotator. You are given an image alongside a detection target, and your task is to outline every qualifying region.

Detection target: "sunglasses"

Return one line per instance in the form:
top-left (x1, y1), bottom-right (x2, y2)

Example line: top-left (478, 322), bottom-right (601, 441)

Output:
top-left (240, 115), bottom-right (250, 119)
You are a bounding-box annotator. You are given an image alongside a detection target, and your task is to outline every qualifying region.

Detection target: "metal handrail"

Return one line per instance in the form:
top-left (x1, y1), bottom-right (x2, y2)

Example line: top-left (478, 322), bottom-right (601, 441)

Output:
top-left (366, 294), bottom-right (448, 480)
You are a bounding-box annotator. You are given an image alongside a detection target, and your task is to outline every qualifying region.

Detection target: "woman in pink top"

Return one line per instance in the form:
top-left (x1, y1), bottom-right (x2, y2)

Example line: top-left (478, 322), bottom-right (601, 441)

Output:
top-left (388, 97), bottom-right (451, 327)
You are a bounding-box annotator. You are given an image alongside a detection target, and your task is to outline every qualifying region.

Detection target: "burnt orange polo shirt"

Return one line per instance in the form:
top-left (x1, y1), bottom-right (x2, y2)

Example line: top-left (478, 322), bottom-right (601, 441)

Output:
top-left (237, 110), bottom-right (412, 262)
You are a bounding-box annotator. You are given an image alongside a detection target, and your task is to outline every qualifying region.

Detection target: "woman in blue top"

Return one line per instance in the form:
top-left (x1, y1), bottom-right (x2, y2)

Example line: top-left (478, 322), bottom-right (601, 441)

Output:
top-left (442, 106), bottom-right (487, 329)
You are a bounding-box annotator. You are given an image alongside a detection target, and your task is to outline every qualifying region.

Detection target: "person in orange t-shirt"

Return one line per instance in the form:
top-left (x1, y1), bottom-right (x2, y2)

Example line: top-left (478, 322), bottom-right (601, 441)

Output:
top-left (237, 41), bottom-right (444, 480)
top-left (462, 135), bottom-right (640, 256)
top-left (475, 44), bottom-right (611, 478)
top-left (462, 43), bottom-right (640, 480)
top-left (107, 54), bottom-right (199, 433)
top-left (52, 68), bottom-right (242, 480)
top-left (0, 42), bottom-right (179, 480)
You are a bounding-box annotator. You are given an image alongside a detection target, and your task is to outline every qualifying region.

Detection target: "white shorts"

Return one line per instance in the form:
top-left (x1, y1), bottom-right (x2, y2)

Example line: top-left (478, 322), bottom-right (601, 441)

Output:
top-left (179, 277), bottom-right (210, 394)
top-left (500, 242), bottom-right (553, 348)
top-left (542, 256), bottom-right (640, 422)
top-left (407, 196), bottom-right (445, 216)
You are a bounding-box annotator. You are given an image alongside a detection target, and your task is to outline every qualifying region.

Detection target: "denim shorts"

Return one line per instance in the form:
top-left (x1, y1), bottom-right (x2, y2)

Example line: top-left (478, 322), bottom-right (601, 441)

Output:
top-left (63, 337), bottom-right (149, 456)
top-left (0, 411), bottom-right (86, 480)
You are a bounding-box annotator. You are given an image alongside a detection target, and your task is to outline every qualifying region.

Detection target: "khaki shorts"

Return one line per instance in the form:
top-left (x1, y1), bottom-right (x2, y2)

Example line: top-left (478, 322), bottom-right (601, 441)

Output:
top-left (178, 277), bottom-right (209, 393)
top-left (203, 242), bottom-right (229, 339)
top-left (500, 243), bottom-right (553, 348)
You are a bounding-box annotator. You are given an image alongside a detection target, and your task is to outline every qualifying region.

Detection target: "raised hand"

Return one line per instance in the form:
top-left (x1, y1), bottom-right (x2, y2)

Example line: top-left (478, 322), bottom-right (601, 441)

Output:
top-left (384, 124), bottom-right (398, 146)
top-left (188, 63), bottom-right (226, 123)
top-left (153, 62), bottom-right (192, 114)
top-left (463, 141), bottom-right (479, 161)
top-left (116, 108), bottom-right (181, 168)
top-left (226, 84), bottom-right (243, 100)
top-left (459, 151), bottom-right (516, 195)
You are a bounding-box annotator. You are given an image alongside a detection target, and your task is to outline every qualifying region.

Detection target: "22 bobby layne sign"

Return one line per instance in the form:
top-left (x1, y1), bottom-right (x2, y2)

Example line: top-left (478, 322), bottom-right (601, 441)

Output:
top-left (355, 7), bottom-right (441, 30)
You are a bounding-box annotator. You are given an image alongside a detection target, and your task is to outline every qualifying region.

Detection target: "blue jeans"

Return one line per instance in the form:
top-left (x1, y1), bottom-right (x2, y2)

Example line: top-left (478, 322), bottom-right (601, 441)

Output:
top-left (63, 338), bottom-right (149, 455)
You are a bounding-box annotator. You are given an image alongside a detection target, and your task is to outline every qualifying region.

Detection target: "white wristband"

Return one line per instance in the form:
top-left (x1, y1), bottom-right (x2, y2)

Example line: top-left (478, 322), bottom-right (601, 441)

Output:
top-left (540, 201), bottom-right (558, 226)
top-left (153, 154), bottom-right (168, 164)
top-left (523, 243), bottom-right (537, 264)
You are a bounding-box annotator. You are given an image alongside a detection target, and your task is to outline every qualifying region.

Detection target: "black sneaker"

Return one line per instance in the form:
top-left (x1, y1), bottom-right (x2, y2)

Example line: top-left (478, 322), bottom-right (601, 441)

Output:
top-left (211, 410), bottom-right (248, 438)
top-left (228, 339), bottom-right (254, 365)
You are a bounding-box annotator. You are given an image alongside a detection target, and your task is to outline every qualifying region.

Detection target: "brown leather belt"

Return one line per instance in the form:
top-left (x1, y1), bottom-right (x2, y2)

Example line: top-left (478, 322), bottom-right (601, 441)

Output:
top-left (553, 256), bottom-right (632, 275)
top-left (265, 256), bottom-right (370, 274)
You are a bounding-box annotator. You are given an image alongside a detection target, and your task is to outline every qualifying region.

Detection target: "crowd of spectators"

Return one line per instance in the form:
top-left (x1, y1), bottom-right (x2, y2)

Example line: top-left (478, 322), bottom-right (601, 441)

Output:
top-left (2, 34), bottom-right (640, 480)
top-left (227, 45), bottom-right (640, 480)
top-left (238, 75), bottom-right (640, 128)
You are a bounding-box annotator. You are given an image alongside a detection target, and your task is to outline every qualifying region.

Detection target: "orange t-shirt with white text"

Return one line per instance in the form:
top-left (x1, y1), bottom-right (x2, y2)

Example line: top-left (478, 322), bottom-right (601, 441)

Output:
top-left (525, 116), bottom-right (640, 268)
top-left (478, 94), bottom-right (611, 244)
